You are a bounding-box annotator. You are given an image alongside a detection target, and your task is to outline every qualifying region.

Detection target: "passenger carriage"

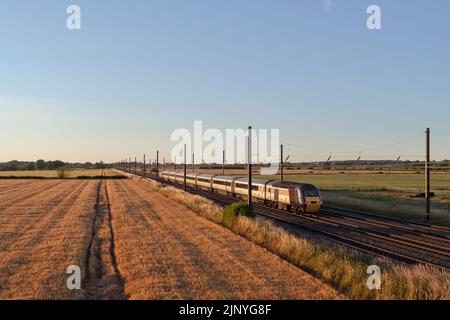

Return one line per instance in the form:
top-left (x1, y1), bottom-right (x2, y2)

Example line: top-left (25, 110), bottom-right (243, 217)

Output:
top-left (196, 174), bottom-right (215, 191)
top-left (185, 173), bottom-right (200, 187)
top-left (174, 172), bottom-right (185, 184)
top-left (161, 171), bottom-right (176, 182)
top-left (233, 178), bottom-right (272, 202)
top-left (211, 176), bottom-right (237, 196)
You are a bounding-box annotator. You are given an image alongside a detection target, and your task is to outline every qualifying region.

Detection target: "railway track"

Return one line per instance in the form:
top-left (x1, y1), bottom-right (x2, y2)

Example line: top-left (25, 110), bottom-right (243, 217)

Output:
top-left (120, 169), bottom-right (450, 270)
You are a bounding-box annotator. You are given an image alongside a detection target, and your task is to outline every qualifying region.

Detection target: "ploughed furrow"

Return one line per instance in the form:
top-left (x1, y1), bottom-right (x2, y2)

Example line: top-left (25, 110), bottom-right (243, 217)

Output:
top-left (85, 179), bottom-right (125, 300)
top-left (0, 180), bottom-right (98, 299)
top-left (107, 179), bottom-right (340, 300)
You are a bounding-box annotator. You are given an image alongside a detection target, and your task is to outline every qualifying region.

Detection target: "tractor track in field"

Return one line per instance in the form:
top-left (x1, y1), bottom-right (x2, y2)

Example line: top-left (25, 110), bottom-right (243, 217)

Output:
top-left (122, 169), bottom-right (450, 270)
top-left (85, 177), bottom-right (125, 300)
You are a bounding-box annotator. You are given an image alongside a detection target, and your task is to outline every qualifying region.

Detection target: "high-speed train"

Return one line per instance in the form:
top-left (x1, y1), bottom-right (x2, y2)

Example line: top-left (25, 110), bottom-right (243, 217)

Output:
top-left (159, 171), bottom-right (322, 214)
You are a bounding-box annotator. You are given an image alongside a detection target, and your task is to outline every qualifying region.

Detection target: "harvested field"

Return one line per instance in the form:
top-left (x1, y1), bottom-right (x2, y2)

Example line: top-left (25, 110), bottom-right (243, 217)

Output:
top-left (108, 179), bottom-right (340, 299)
top-left (0, 179), bottom-right (99, 299)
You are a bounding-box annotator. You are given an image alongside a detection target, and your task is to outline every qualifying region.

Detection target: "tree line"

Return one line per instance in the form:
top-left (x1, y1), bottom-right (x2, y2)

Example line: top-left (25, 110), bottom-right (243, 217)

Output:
top-left (0, 160), bottom-right (111, 171)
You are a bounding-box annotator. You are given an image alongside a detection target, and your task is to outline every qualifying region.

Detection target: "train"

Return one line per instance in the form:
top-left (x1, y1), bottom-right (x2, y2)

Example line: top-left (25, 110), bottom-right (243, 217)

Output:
top-left (159, 171), bottom-right (322, 214)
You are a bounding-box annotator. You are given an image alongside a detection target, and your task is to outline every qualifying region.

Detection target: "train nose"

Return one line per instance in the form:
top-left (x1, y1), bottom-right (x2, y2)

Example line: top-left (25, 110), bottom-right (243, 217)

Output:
top-left (303, 197), bottom-right (322, 213)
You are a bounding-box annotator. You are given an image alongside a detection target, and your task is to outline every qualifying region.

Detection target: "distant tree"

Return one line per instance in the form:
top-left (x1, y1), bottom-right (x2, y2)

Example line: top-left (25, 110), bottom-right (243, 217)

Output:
top-left (46, 160), bottom-right (66, 170)
top-left (36, 159), bottom-right (46, 170)
top-left (5, 160), bottom-right (19, 171)
top-left (94, 161), bottom-right (106, 169)
top-left (26, 162), bottom-right (36, 170)
top-left (83, 162), bottom-right (93, 169)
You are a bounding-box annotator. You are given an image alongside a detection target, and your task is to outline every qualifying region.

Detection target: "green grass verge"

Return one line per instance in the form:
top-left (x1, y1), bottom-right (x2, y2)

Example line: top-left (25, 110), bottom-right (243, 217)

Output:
top-left (223, 202), bottom-right (256, 227)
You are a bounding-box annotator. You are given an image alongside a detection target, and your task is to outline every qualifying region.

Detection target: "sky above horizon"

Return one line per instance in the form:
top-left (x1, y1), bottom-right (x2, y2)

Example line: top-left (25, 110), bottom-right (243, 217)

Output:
top-left (1, 0), bottom-right (449, 163)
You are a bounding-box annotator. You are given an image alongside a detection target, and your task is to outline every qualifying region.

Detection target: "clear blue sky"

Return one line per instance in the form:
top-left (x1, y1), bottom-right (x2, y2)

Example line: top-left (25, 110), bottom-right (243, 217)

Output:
top-left (1, 0), bottom-right (449, 163)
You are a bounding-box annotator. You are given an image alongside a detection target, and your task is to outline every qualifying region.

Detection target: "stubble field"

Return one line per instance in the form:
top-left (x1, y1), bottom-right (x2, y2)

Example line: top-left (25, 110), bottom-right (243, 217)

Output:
top-left (0, 179), bottom-right (98, 299)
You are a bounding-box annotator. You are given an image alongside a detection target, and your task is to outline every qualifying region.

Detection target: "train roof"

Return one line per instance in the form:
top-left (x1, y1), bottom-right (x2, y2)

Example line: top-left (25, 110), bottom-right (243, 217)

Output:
top-left (235, 178), bottom-right (273, 186)
top-left (212, 175), bottom-right (237, 181)
top-left (267, 181), bottom-right (318, 189)
top-left (197, 174), bottom-right (216, 179)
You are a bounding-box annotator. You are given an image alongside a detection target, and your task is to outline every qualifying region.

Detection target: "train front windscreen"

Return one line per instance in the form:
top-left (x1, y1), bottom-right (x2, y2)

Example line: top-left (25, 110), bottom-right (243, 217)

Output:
top-left (301, 185), bottom-right (321, 197)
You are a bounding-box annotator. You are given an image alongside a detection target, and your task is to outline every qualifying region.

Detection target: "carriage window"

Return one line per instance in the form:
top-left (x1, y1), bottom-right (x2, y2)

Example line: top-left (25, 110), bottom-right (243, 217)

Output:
top-left (218, 181), bottom-right (231, 186)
